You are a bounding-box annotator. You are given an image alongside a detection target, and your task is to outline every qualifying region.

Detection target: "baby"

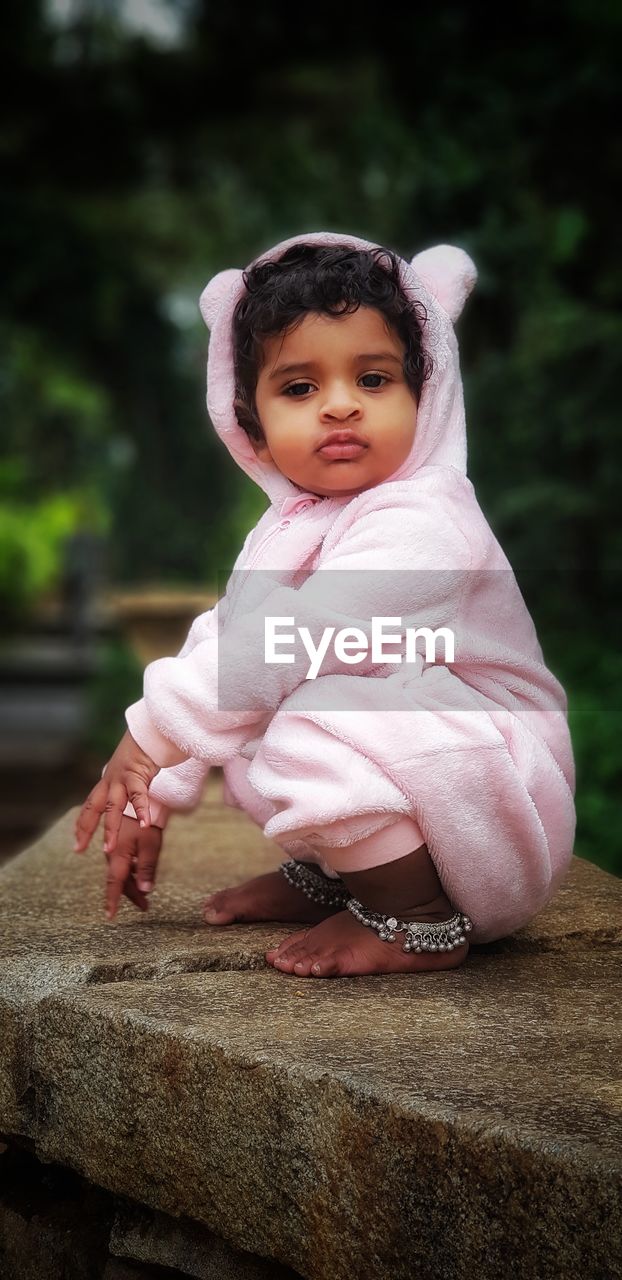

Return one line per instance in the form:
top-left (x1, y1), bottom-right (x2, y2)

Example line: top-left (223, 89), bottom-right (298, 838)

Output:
top-left (74, 232), bottom-right (576, 978)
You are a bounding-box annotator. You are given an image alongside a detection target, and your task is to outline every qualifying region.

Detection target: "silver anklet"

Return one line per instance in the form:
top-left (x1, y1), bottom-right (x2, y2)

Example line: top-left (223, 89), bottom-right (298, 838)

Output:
top-left (347, 897), bottom-right (473, 953)
top-left (280, 859), bottom-right (351, 908)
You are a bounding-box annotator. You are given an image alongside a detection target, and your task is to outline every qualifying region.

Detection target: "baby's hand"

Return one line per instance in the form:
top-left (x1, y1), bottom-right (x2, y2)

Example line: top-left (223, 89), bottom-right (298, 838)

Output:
top-left (99, 814), bottom-right (163, 921)
top-left (73, 729), bottom-right (160, 856)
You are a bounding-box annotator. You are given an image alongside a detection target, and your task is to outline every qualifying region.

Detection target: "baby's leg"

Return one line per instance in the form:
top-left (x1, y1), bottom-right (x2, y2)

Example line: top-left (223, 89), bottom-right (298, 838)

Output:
top-left (204, 747), bottom-right (351, 926)
top-left (203, 862), bottom-right (344, 926)
top-left (266, 821), bottom-right (471, 978)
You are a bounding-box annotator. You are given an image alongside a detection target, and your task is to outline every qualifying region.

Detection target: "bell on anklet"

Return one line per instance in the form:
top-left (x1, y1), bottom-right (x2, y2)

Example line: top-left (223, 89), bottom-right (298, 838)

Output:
top-left (279, 859), bottom-right (350, 909)
top-left (347, 896), bottom-right (473, 953)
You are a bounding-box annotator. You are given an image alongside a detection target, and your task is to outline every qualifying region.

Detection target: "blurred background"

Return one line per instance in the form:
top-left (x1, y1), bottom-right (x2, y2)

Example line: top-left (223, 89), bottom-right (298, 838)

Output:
top-left (1, 0), bottom-right (620, 873)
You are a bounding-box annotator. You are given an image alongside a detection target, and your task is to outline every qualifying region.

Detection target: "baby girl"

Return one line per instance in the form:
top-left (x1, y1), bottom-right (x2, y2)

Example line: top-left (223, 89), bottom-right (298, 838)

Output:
top-left (74, 231), bottom-right (576, 978)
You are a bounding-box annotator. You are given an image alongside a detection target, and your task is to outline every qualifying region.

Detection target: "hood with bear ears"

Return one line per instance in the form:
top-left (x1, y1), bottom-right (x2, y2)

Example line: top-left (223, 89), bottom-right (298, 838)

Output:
top-left (199, 231), bottom-right (477, 513)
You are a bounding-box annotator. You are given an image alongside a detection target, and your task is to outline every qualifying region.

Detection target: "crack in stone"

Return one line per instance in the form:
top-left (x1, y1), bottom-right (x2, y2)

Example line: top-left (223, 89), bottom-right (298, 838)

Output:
top-left (84, 953), bottom-right (270, 985)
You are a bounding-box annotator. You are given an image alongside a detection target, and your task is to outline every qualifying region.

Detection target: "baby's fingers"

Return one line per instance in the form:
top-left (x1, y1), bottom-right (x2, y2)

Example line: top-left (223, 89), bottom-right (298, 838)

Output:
top-left (127, 773), bottom-right (153, 832)
top-left (74, 781), bottom-right (109, 852)
top-left (104, 834), bottom-right (149, 922)
top-left (135, 827), bottom-right (162, 894)
top-left (105, 846), bottom-right (134, 920)
top-left (123, 875), bottom-right (150, 915)
top-left (102, 781), bottom-right (130, 856)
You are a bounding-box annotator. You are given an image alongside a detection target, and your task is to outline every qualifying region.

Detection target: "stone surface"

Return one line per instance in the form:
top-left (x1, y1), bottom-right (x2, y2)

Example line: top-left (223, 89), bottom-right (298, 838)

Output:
top-left (0, 1139), bottom-right (113, 1279)
top-left (0, 1139), bottom-right (300, 1280)
top-left (103, 1264), bottom-right (171, 1279)
top-left (0, 771), bottom-right (621, 1280)
top-left (110, 1202), bottom-right (299, 1278)
top-left (0, 782), bottom-right (289, 1133)
top-left (15, 955), bottom-right (621, 1280)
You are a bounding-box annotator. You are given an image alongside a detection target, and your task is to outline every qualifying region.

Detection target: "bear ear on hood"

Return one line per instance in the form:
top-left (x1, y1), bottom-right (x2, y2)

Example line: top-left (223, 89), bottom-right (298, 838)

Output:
top-left (410, 245), bottom-right (477, 324)
top-left (199, 268), bottom-right (244, 330)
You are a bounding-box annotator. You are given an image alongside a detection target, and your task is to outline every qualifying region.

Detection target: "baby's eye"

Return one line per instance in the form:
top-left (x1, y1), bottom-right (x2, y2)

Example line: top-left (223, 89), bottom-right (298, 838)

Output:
top-left (360, 373), bottom-right (388, 388)
top-left (283, 381), bottom-right (314, 397)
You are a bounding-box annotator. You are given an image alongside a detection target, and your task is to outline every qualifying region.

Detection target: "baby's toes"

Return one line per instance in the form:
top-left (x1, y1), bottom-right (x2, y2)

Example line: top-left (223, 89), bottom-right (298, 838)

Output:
top-left (305, 943), bottom-right (356, 978)
top-left (272, 948), bottom-right (303, 973)
top-left (308, 953), bottom-right (343, 978)
top-left (290, 948), bottom-right (341, 978)
top-left (269, 932), bottom-right (310, 972)
top-left (203, 890), bottom-right (238, 924)
top-left (292, 951), bottom-right (321, 978)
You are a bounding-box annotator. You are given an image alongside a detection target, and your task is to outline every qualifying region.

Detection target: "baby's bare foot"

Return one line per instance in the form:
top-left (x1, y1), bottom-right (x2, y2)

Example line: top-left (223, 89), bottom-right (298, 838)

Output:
top-left (203, 869), bottom-right (343, 926)
top-left (265, 904), bottom-right (470, 978)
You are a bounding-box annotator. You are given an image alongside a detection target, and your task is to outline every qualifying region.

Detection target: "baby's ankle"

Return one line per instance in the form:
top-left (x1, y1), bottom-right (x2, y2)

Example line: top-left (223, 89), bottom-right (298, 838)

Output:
top-left (339, 844), bottom-right (451, 918)
top-left (398, 890), bottom-right (455, 921)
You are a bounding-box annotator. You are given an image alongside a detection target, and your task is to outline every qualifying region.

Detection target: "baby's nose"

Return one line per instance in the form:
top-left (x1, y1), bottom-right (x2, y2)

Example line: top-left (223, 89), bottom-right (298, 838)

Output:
top-left (320, 398), bottom-right (361, 419)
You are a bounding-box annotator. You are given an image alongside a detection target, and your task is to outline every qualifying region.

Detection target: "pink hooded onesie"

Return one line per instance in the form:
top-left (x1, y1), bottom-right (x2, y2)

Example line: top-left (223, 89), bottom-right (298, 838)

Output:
top-left (123, 230), bottom-right (576, 945)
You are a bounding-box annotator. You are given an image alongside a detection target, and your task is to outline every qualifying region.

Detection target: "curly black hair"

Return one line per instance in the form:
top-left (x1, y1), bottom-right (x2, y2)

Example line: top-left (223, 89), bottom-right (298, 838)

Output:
top-left (231, 242), bottom-right (433, 444)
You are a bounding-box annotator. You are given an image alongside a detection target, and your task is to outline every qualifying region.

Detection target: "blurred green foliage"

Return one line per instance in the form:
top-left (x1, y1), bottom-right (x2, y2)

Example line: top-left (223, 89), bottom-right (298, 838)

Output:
top-left (539, 627), bottom-right (622, 877)
top-left (1, 0), bottom-right (620, 873)
top-left (84, 637), bottom-right (144, 762)
top-left (568, 674), bottom-right (621, 877)
top-left (0, 486), bottom-right (108, 624)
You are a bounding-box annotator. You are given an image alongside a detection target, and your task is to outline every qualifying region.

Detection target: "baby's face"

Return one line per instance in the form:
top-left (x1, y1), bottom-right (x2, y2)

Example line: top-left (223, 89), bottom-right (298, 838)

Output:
top-left (252, 307), bottom-right (418, 497)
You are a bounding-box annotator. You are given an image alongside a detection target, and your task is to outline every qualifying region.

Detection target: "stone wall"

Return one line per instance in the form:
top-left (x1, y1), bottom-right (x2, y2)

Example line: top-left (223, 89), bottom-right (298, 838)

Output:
top-left (1, 776), bottom-right (620, 1279)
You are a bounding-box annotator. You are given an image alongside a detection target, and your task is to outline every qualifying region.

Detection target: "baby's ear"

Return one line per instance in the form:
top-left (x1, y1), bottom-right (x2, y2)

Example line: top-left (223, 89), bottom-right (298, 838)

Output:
top-left (410, 245), bottom-right (477, 323)
top-left (199, 268), bottom-right (243, 329)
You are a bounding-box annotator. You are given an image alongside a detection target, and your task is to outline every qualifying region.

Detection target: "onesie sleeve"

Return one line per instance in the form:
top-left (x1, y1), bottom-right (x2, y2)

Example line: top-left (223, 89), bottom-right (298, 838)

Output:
top-left (122, 523), bottom-right (262, 817)
top-left (122, 599), bottom-right (224, 824)
top-left (124, 487), bottom-right (473, 769)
